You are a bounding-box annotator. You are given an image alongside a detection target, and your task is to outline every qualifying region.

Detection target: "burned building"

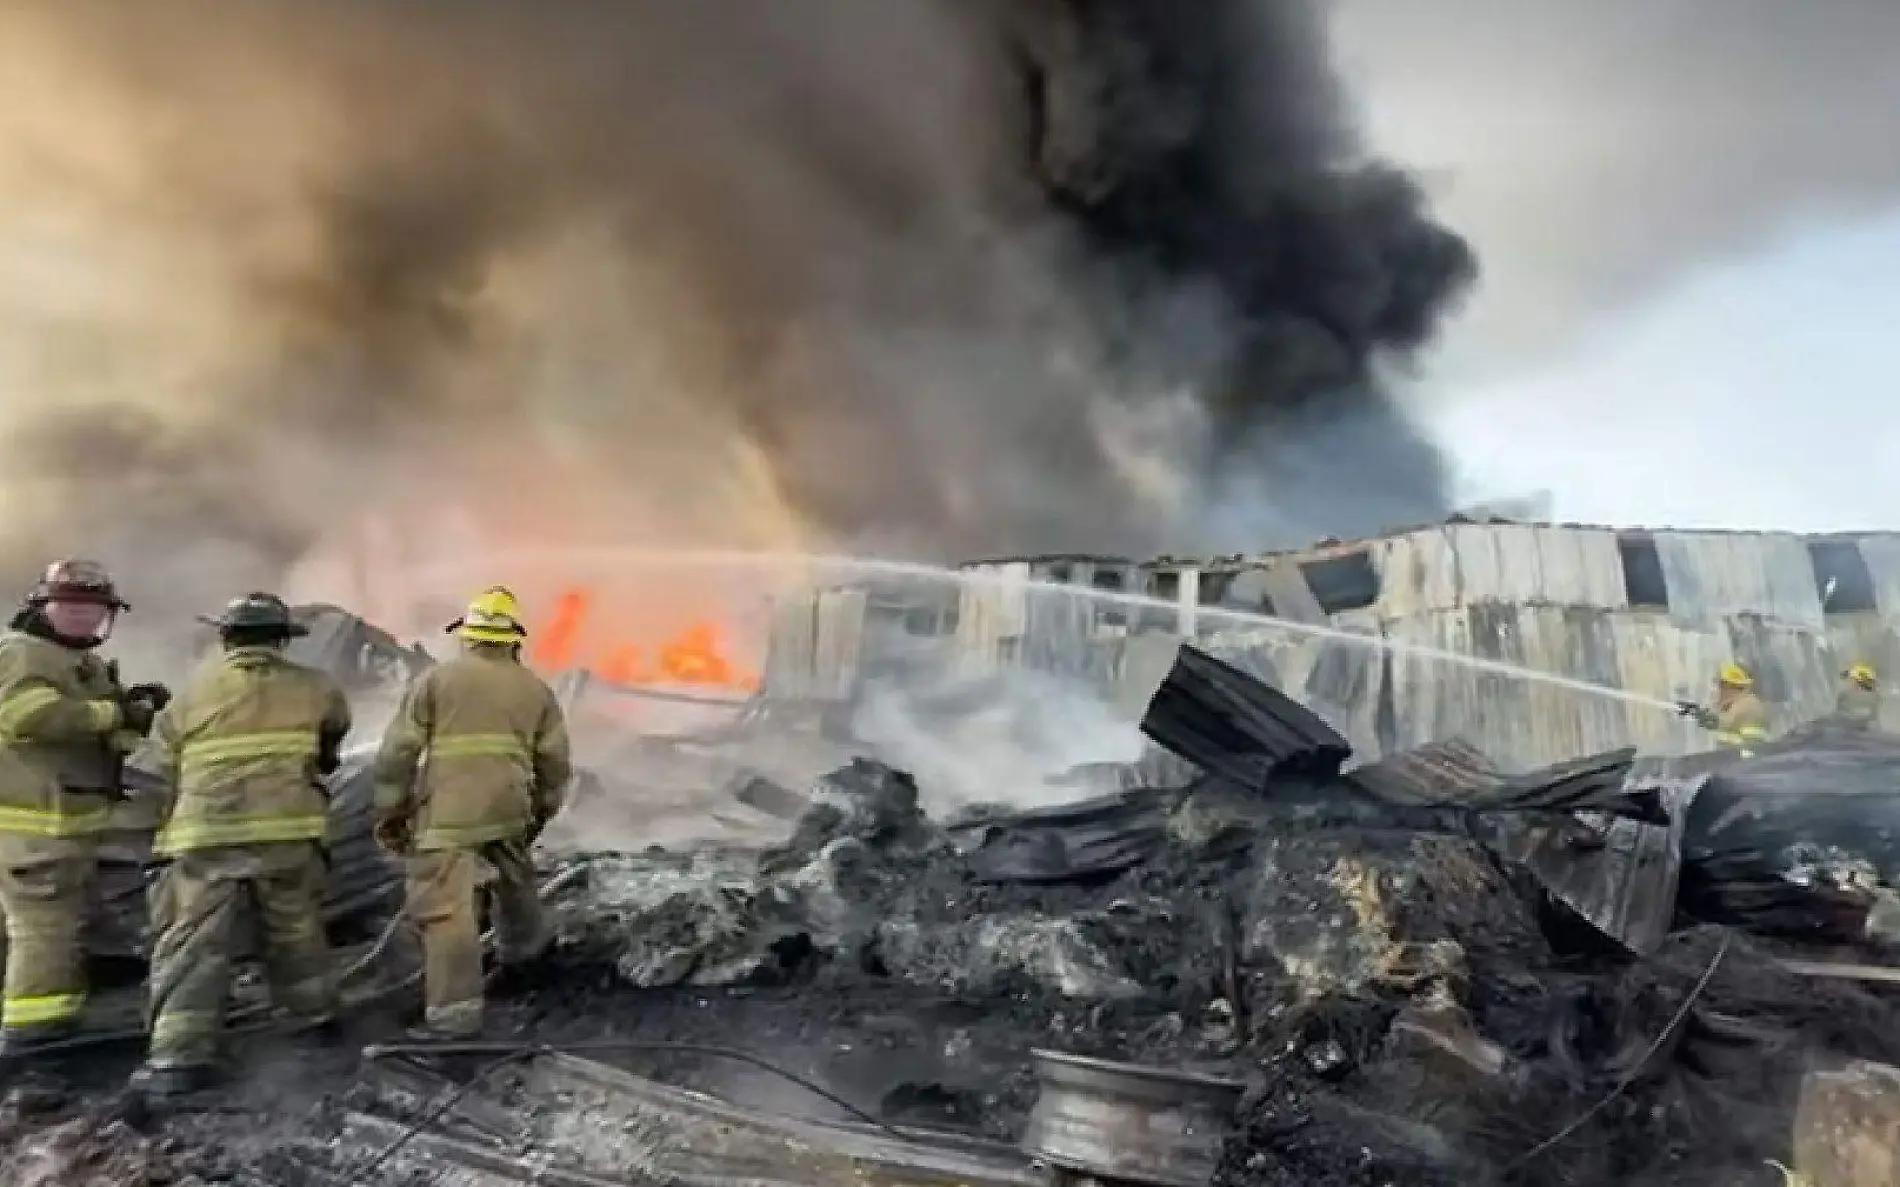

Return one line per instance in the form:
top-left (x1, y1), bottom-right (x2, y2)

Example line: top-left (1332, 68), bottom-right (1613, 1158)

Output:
top-left (766, 521), bottom-right (1900, 770)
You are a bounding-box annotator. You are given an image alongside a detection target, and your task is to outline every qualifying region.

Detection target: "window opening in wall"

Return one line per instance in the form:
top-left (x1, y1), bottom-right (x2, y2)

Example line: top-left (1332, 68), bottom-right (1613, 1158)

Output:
top-left (1202, 570), bottom-right (1275, 617)
top-left (1616, 533), bottom-right (1669, 609)
top-left (1044, 561), bottom-right (1073, 585)
top-left (1091, 567), bottom-right (1128, 626)
top-left (1809, 539), bottom-right (1879, 612)
top-left (1299, 550), bottom-right (1379, 614)
top-left (1135, 570), bottom-right (1182, 631)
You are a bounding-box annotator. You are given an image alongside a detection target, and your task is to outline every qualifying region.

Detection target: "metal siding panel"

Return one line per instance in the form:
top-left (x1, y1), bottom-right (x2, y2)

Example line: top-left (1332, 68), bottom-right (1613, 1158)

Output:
top-left (1758, 534), bottom-right (1829, 624)
top-left (1654, 532), bottom-right (1824, 627)
top-left (1371, 531), bottom-right (1432, 619)
top-left (1541, 527), bottom-right (1629, 610)
top-left (1299, 608), bottom-right (1385, 756)
top-left (1416, 528), bottom-right (1465, 616)
top-left (1724, 616), bottom-right (1833, 724)
top-left (1610, 613), bottom-right (1733, 754)
top-left (761, 592), bottom-right (818, 697)
top-left (1382, 611), bottom-right (1473, 756)
top-left (1021, 584), bottom-right (1097, 678)
top-left (1446, 524), bottom-right (1508, 604)
top-left (813, 589), bottom-right (867, 700)
top-left (1372, 525), bottom-right (1626, 615)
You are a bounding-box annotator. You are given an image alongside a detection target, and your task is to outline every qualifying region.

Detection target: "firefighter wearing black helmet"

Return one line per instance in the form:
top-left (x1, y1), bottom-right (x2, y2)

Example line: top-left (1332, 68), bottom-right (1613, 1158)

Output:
top-left (130, 593), bottom-right (351, 1097)
top-left (0, 560), bottom-right (164, 1056)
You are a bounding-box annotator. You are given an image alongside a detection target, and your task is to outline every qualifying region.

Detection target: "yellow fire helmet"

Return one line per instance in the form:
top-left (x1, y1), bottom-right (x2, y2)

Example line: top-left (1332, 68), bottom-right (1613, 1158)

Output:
top-left (1717, 661), bottom-right (1753, 689)
top-left (446, 585), bottom-right (527, 644)
top-left (1848, 661), bottom-right (1878, 690)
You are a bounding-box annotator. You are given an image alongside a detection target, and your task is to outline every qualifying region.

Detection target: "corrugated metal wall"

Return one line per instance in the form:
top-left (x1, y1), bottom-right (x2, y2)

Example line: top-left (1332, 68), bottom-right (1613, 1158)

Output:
top-left (763, 527), bottom-right (1900, 771)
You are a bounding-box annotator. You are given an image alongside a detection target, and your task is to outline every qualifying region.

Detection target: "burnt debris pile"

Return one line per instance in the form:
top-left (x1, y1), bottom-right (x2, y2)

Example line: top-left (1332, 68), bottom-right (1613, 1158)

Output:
top-left (19, 642), bottom-right (1900, 1185)
top-left (496, 646), bottom-right (1900, 1186)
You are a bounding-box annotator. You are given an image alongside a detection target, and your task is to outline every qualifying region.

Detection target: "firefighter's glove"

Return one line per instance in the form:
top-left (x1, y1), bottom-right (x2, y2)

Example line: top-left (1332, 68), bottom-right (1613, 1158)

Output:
top-left (126, 683), bottom-right (173, 713)
top-left (118, 695), bottom-right (158, 737)
top-left (316, 731), bottom-right (344, 777)
top-left (1676, 701), bottom-right (1717, 729)
top-left (373, 813), bottom-right (414, 855)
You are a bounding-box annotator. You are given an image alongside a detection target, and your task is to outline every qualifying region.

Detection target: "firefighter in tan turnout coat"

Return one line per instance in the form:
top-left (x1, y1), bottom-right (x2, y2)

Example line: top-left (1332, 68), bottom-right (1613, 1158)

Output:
top-left (132, 592), bottom-right (351, 1096)
top-left (372, 587), bottom-right (571, 1039)
top-left (1837, 661), bottom-right (1880, 730)
top-left (1679, 662), bottom-right (1772, 757)
top-left (0, 560), bottom-right (165, 1057)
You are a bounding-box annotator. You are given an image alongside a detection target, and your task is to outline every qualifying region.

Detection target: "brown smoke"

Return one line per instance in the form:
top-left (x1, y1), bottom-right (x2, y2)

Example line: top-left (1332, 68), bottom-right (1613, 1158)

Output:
top-left (0, 0), bottom-right (1472, 638)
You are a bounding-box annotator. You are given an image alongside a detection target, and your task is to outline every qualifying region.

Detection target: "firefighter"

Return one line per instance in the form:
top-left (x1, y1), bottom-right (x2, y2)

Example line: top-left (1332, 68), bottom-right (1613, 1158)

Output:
top-left (1837, 661), bottom-right (1880, 730)
top-left (0, 560), bottom-right (163, 1057)
top-left (130, 592), bottom-right (351, 1097)
top-left (371, 587), bottom-right (571, 1039)
top-left (1677, 661), bottom-right (1770, 756)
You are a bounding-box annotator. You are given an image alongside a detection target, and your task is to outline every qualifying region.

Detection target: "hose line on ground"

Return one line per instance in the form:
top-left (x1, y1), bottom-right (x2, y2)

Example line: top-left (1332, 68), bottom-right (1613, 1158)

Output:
top-left (1505, 933), bottom-right (1732, 1171)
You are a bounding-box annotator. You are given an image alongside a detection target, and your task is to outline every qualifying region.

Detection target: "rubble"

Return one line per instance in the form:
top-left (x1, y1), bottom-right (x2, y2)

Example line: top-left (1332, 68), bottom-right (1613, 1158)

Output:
top-left (17, 640), bottom-right (1900, 1186)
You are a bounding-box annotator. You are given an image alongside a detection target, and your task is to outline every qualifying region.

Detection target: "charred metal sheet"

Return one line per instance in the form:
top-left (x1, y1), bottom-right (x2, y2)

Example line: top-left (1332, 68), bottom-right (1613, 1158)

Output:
top-left (1518, 780), bottom-right (1697, 955)
top-left (357, 1055), bottom-right (525, 1147)
top-left (1671, 728), bottom-right (1900, 941)
top-left (338, 1110), bottom-right (634, 1186)
top-left (281, 602), bottom-right (433, 691)
top-left (1344, 738), bottom-right (1501, 805)
top-left (729, 772), bottom-right (811, 821)
top-left (1345, 738), bottom-right (1653, 820)
top-left (954, 786), bottom-right (1178, 884)
top-left (1345, 738), bottom-right (1651, 817)
top-left (1021, 1049), bottom-right (1243, 1187)
top-left (502, 1052), bottom-right (1040, 1187)
top-left (1140, 644), bottom-right (1351, 790)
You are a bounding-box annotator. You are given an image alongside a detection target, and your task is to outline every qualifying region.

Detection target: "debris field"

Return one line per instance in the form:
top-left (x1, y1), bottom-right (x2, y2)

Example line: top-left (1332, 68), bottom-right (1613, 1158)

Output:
top-left (8, 642), bottom-right (1900, 1187)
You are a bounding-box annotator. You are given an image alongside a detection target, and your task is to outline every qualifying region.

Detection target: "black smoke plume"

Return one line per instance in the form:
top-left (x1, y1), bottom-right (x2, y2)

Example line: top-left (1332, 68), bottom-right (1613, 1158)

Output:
top-left (0, 0), bottom-right (1473, 624)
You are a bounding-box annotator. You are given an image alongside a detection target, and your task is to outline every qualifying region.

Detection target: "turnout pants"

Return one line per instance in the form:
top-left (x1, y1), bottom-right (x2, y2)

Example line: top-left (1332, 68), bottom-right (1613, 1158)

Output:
top-left (407, 837), bottom-right (547, 1036)
top-left (146, 842), bottom-right (335, 1070)
top-left (0, 853), bottom-right (96, 1045)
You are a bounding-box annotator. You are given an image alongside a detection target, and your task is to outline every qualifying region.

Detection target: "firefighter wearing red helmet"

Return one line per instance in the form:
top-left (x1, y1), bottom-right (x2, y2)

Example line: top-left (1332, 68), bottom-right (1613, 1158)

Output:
top-left (0, 560), bottom-right (167, 1057)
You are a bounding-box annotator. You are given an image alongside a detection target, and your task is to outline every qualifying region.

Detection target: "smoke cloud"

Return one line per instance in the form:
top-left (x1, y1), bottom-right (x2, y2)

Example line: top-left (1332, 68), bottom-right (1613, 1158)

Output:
top-left (0, 0), bottom-right (1472, 631)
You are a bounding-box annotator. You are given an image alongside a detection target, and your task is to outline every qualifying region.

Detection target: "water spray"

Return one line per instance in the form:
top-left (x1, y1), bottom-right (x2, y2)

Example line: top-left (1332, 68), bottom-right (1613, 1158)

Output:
top-left (394, 547), bottom-right (1688, 716)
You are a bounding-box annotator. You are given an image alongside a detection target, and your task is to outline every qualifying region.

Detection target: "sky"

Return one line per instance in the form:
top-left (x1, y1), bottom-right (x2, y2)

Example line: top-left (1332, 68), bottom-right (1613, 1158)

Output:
top-left (1435, 211), bottom-right (1900, 531)
top-left (1330, 0), bottom-right (1900, 532)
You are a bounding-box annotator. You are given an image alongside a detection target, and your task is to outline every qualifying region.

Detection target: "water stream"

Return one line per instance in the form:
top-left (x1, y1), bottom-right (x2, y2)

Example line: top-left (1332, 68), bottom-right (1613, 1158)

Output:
top-left (399, 547), bottom-right (1687, 718)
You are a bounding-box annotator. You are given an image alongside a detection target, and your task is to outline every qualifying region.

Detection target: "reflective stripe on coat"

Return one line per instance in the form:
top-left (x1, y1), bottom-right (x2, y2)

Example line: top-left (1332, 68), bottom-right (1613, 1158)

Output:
top-left (147, 646), bottom-right (351, 856)
top-left (371, 646), bottom-right (572, 851)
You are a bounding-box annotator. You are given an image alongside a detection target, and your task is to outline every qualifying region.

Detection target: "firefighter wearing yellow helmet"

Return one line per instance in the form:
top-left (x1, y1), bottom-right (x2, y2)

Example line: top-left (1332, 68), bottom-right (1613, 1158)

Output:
top-left (1677, 661), bottom-right (1770, 756)
top-left (370, 587), bottom-right (572, 1038)
top-left (131, 592), bottom-right (351, 1098)
top-left (0, 560), bottom-right (165, 1059)
top-left (1836, 661), bottom-right (1880, 730)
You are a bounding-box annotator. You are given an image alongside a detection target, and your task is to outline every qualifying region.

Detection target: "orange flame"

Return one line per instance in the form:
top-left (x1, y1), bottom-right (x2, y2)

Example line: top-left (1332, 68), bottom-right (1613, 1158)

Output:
top-left (528, 586), bottom-right (760, 692)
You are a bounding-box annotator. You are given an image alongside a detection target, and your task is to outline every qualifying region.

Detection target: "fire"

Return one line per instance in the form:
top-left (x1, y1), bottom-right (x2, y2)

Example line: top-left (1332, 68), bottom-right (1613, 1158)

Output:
top-left (527, 587), bottom-right (761, 692)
